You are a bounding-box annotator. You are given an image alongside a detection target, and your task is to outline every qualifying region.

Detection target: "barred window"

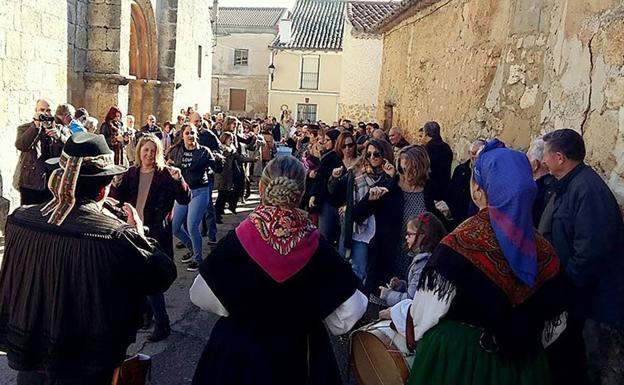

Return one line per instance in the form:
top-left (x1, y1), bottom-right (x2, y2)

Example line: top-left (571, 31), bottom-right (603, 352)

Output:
top-left (297, 104), bottom-right (317, 122)
top-left (234, 49), bottom-right (249, 66)
top-left (300, 56), bottom-right (319, 90)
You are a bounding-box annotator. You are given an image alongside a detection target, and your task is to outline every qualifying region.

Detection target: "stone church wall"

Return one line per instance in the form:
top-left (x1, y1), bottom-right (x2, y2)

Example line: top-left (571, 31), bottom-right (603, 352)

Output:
top-left (377, 0), bottom-right (624, 205)
top-left (0, 1), bottom-right (69, 207)
top-left (0, 0), bottom-right (213, 210)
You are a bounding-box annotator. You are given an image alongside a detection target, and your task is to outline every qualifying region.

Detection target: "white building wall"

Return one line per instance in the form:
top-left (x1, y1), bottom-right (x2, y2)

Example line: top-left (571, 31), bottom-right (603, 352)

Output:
top-left (173, 0), bottom-right (213, 115)
top-left (338, 22), bottom-right (383, 122)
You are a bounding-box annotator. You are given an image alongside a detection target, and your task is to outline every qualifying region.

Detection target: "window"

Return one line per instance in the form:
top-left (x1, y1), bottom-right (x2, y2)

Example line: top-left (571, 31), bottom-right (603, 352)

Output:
top-left (234, 49), bottom-right (249, 66)
top-left (198, 45), bottom-right (202, 78)
top-left (229, 89), bottom-right (247, 111)
top-left (297, 104), bottom-right (317, 122)
top-left (300, 56), bottom-right (319, 90)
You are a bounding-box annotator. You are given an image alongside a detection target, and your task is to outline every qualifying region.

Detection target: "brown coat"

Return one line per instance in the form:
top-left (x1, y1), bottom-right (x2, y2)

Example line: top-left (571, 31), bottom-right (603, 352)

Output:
top-left (14, 122), bottom-right (66, 191)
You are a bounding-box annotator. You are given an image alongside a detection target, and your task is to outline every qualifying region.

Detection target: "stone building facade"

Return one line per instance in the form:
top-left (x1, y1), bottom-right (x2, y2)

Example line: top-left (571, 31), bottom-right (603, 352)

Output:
top-left (375, 0), bottom-right (624, 204)
top-left (0, 0), bottom-right (212, 208)
top-left (211, 7), bottom-right (287, 118)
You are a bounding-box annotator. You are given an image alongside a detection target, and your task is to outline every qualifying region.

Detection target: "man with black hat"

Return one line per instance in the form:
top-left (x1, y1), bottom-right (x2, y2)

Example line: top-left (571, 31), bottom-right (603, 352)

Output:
top-left (0, 132), bottom-right (177, 385)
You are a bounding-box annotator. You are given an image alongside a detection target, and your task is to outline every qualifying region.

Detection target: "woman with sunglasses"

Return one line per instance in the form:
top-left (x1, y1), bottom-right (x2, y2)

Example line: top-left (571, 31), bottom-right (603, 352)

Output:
top-left (328, 138), bottom-right (394, 283)
top-left (352, 145), bottom-right (443, 293)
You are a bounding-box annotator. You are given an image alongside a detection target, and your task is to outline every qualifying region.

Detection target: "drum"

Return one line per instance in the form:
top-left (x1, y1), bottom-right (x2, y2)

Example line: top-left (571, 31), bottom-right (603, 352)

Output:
top-left (350, 320), bottom-right (414, 385)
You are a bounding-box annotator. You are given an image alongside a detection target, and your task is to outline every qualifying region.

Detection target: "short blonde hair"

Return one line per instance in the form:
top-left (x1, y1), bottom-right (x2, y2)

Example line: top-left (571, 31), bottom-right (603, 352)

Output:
top-left (260, 156), bottom-right (306, 208)
top-left (135, 134), bottom-right (166, 170)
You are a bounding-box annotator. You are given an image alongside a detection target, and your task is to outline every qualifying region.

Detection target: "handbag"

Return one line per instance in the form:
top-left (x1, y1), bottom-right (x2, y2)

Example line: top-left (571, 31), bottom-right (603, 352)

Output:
top-left (111, 354), bottom-right (152, 385)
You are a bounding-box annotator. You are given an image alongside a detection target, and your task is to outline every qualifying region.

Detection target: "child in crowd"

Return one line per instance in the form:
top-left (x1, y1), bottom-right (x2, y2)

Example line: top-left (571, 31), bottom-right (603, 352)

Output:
top-left (379, 212), bottom-right (447, 307)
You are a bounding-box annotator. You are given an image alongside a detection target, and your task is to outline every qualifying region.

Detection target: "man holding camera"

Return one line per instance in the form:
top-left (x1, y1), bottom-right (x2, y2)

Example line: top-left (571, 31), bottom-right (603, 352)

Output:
top-left (14, 99), bottom-right (70, 205)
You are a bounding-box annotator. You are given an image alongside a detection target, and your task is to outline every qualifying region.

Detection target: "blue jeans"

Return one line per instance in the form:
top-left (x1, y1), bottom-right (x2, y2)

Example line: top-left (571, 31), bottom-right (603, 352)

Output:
top-left (173, 186), bottom-right (210, 263)
top-left (204, 179), bottom-right (217, 242)
top-left (340, 240), bottom-right (369, 282)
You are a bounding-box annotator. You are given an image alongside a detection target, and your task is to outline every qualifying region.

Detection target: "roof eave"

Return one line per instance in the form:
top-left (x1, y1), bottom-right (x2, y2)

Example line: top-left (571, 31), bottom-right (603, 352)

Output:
top-left (372, 0), bottom-right (444, 34)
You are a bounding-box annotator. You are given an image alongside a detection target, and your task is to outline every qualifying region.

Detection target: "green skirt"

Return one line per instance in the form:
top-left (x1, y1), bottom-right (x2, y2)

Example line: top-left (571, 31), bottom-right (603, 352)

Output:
top-left (408, 320), bottom-right (552, 385)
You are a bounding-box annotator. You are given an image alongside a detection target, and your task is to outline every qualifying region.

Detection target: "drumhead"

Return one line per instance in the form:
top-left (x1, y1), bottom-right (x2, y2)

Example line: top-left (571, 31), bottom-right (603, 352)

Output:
top-left (350, 327), bottom-right (410, 385)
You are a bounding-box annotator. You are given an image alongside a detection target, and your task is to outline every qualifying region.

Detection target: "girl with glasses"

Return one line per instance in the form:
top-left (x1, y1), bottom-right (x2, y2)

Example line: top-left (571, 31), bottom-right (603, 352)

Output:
top-left (378, 212), bottom-right (446, 309)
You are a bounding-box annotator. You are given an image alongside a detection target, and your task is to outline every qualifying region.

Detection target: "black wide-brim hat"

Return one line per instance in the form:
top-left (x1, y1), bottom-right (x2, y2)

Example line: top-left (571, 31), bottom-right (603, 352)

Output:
top-left (45, 132), bottom-right (128, 177)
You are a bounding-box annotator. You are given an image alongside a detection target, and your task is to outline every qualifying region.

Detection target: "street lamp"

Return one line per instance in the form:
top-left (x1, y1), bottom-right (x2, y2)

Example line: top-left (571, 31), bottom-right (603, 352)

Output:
top-left (268, 63), bottom-right (275, 82)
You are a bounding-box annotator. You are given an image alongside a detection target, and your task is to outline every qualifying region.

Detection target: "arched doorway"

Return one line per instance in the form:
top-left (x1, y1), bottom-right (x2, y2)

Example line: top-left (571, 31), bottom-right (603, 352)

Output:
top-left (128, 0), bottom-right (159, 127)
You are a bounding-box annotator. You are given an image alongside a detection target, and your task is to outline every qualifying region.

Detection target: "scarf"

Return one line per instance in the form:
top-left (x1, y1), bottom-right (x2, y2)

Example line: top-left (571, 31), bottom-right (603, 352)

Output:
top-left (235, 205), bottom-right (320, 283)
top-left (441, 209), bottom-right (559, 305)
top-left (41, 151), bottom-right (117, 226)
top-left (473, 139), bottom-right (538, 286)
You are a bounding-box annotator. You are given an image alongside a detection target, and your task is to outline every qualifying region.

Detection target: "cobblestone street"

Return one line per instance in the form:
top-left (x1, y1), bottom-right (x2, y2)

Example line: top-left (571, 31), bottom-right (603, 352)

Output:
top-left (0, 190), bottom-right (356, 385)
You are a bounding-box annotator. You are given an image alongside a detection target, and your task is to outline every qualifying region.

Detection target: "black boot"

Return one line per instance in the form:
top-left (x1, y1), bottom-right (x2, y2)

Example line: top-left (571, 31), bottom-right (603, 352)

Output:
top-left (147, 321), bottom-right (171, 342)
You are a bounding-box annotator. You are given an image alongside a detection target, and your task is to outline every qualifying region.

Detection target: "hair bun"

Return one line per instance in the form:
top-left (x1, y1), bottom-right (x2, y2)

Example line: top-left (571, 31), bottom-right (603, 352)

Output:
top-left (264, 176), bottom-right (302, 207)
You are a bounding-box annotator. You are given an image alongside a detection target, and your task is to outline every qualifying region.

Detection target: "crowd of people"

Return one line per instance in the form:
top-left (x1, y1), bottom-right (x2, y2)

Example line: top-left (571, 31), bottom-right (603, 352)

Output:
top-left (0, 98), bottom-right (623, 385)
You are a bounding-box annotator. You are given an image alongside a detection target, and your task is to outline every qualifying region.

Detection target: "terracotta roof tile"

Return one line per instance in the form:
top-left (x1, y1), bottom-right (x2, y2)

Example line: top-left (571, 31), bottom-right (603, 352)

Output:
top-left (371, 0), bottom-right (443, 33)
top-left (214, 7), bottom-right (287, 28)
top-left (273, 0), bottom-right (346, 51)
top-left (347, 1), bottom-right (401, 33)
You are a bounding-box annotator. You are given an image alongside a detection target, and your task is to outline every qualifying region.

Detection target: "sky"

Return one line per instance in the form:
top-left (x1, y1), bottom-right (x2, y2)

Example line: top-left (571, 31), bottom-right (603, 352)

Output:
top-left (218, 0), bottom-right (297, 9)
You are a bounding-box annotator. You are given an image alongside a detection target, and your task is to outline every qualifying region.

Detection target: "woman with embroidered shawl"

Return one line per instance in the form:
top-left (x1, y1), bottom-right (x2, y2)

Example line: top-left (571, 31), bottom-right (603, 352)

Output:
top-left (390, 139), bottom-right (571, 385)
top-left (189, 155), bottom-right (367, 385)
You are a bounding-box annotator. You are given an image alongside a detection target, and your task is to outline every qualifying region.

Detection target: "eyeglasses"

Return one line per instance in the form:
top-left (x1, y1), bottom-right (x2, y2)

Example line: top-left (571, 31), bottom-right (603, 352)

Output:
top-left (365, 151), bottom-right (381, 159)
top-left (406, 231), bottom-right (419, 237)
top-left (343, 143), bottom-right (355, 149)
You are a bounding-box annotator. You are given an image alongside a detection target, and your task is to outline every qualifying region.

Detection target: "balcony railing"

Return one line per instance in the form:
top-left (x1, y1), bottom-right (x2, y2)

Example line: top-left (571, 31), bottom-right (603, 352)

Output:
top-left (300, 72), bottom-right (319, 90)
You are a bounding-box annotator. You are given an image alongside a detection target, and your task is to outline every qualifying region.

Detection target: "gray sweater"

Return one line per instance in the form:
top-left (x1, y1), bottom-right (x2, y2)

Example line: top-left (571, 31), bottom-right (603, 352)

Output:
top-left (381, 252), bottom-right (431, 307)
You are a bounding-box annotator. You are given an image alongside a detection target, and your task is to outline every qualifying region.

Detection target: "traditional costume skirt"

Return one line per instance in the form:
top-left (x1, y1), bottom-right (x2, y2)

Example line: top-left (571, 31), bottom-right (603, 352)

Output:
top-left (408, 320), bottom-right (552, 385)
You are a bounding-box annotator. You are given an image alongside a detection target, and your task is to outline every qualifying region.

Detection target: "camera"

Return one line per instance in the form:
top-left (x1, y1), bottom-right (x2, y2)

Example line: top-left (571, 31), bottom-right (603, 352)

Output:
top-left (37, 114), bottom-right (55, 123)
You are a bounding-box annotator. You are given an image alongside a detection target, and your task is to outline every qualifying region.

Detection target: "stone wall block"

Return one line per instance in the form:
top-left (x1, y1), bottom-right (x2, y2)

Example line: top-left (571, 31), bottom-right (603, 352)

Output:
top-left (6, 31), bottom-right (22, 60)
top-left (88, 26), bottom-right (108, 51)
top-left (73, 48), bottom-right (88, 71)
top-left (68, 3), bottom-right (76, 25)
top-left (20, 6), bottom-right (41, 32)
top-left (106, 28), bottom-right (120, 51)
top-left (77, 1), bottom-right (88, 27)
top-left (76, 25), bottom-right (88, 49)
top-left (0, 29), bottom-right (6, 60)
top-left (89, 3), bottom-right (121, 28)
top-left (605, 77), bottom-right (624, 109)
top-left (41, 12), bottom-right (66, 39)
top-left (87, 49), bottom-right (119, 73)
top-left (12, 2), bottom-right (22, 31)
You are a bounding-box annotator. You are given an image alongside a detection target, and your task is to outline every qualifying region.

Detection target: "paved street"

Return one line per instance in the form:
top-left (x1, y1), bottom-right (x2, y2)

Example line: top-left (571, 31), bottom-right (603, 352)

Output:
top-left (0, 190), bottom-right (356, 385)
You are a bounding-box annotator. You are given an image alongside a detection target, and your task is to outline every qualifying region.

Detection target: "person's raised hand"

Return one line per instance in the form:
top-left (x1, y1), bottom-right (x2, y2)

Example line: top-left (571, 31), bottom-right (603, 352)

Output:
top-left (369, 187), bottom-right (389, 201)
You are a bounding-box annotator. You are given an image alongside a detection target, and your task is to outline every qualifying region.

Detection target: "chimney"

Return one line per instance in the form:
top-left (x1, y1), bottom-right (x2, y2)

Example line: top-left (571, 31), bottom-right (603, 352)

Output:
top-left (278, 19), bottom-right (292, 44)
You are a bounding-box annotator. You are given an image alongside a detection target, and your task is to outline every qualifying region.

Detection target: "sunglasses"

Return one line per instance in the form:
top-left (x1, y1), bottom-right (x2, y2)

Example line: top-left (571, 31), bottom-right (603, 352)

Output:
top-left (365, 151), bottom-right (381, 159)
top-left (343, 142), bottom-right (355, 149)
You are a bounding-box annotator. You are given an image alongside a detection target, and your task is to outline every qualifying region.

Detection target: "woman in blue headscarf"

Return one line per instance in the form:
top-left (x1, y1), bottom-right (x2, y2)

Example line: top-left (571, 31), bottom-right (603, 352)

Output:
top-left (389, 139), bottom-right (571, 385)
